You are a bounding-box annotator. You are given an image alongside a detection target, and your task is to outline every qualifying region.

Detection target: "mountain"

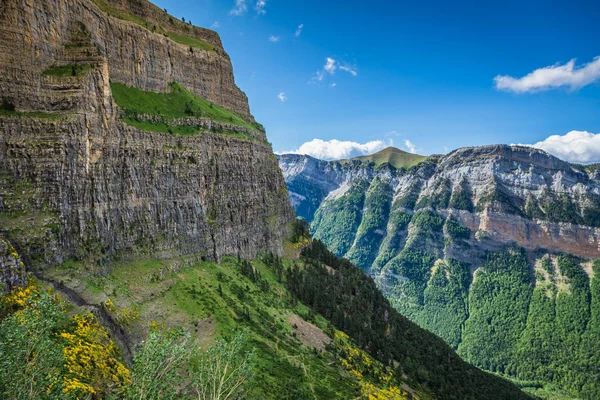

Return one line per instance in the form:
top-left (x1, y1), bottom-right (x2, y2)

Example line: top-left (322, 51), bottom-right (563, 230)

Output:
top-left (279, 145), bottom-right (600, 398)
top-left (0, 0), bottom-right (536, 398)
top-left (345, 147), bottom-right (428, 169)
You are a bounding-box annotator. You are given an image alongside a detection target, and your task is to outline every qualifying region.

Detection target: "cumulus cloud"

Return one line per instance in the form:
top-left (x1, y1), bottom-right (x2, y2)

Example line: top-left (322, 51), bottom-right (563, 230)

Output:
top-left (404, 140), bottom-right (417, 154)
top-left (229, 0), bottom-right (247, 16)
top-left (313, 58), bottom-right (358, 83)
top-left (278, 92), bottom-right (287, 102)
top-left (269, 35), bottom-right (280, 43)
top-left (278, 139), bottom-right (391, 160)
top-left (295, 24), bottom-right (304, 38)
top-left (255, 0), bottom-right (267, 15)
top-left (495, 57), bottom-right (600, 93)
top-left (523, 131), bottom-right (600, 164)
top-left (211, 21), bottom-right (221, 29)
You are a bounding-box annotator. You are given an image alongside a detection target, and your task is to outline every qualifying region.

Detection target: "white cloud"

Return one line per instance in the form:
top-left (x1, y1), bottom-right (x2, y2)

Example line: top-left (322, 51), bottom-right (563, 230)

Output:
top-left (211, 21), bottom-right (221, 29)
top-left (339, 64), bottom-right (358, 76)
top-left (229, 0), bottom-right (247, 16)
top-left (495, 57), bottom-right (600, 93)
top-left (278, 92), bottom-right (287, 102)
top-left (255, 0), bottom-right (267, 15)
top-left (278, 139), bottom-right (391, 160)
top-left (324, 58), bottom-right (337, 74)
top-left (404, 140), bottom-right (417, 154)
top-left (313, 58), bottom-right (358, 83)
top-left (268, 35), bottom-right (280, 43)
top-left (330, 83), bottom-right (337, 88)
top-left (522, 131), bottom-right (600, 164)
top-left (295, 24), bottom-right (304, 38)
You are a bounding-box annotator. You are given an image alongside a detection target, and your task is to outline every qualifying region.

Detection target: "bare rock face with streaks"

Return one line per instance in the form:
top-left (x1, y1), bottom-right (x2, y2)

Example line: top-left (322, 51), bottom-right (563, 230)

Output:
top-left (0, 0), bottom-right (294, 281)
top-left (279, 145), bottom-right (600, 270)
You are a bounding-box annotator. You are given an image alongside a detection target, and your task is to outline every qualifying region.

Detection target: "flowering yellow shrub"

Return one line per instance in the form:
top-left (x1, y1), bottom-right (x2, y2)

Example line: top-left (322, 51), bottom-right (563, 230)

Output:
top-left (293, 236), bottom-right (311, 250)
top-left (61, 313), bottom-right (131, 397)
top-left (2, 280), bottom-right (39, 310)
top-left (333, 331), bottom-right (409, 400)
top-left (103, 298), bottom-right (140, 327)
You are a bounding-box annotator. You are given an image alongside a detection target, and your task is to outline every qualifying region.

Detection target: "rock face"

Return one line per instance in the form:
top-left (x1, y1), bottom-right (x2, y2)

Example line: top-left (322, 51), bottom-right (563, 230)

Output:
top-left (0, 0), bottom-right (294, 276)
top-left (280, 145), bottom-right (600, 268)
top-left (0, 0), bottom-right (253, 119)
top-left (279, 146), bottom-right (600, 398)
top-left (0, 237), bottom-right (26, 294)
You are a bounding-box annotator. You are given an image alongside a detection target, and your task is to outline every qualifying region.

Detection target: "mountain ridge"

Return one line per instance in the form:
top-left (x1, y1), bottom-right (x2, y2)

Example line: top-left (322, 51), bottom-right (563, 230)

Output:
top-left (279, 143), bottom-right (600, 398)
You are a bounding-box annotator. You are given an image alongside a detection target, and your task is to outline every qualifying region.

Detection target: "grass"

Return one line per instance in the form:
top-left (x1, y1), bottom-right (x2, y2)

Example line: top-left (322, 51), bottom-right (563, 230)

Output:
top-left (91, 0), bottom-right (150, 28)
top-left (43, 64), bottom-right (93, 78)
top-left (166, 32), bottom-right (216, 51)
top-left (345, 146), bottom-right (428, 169)
top-left (122, 118), bottom-right (257, 141)
top-left (111, 82), bottom-right (262, 133)
top-left (45, 255), bottom-right (361, 399)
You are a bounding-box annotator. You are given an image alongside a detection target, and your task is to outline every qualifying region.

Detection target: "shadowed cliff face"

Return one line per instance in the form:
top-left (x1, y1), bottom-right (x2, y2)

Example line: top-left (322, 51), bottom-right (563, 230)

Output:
top-left (0, 0), bottom-right (294, 271)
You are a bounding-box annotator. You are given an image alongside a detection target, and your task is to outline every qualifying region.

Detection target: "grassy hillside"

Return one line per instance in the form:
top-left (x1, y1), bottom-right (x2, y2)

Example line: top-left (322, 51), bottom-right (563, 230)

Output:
top-left (0, 223), bottom-right (536, 399)
top-left (345, 147), bottom-right (428, 169)
top-left (26, 242), bottom-right (421, 399)
top-left (111, 82), bottom-right (262, 135)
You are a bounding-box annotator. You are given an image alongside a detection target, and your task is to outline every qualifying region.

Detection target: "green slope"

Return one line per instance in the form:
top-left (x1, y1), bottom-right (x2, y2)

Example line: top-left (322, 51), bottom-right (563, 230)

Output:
top-left (3, 228), bottom-right (534, 399)
top-left (345, 147), bottom-right (428, 169)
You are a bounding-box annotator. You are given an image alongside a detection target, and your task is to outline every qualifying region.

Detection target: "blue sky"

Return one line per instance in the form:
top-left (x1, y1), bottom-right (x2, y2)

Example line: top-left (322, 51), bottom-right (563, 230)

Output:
top-left (153, 0), bottom-right (600, 162)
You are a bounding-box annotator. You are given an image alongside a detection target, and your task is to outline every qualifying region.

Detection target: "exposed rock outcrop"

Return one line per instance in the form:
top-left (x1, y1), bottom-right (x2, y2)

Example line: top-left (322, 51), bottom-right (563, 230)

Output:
top-left (0, 236), bottom-right (27, 294)
top-left (279, 145), bottom-right (600, 268)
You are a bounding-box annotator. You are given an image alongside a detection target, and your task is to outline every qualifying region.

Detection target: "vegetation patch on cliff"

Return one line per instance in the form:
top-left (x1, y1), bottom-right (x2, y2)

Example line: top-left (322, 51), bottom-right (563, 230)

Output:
top-left (111, 82), bottom-right (261, 133)
top-left (43, 64), bottom-right (94, 78)
top-left (166, 31), bottom-right (217, 51)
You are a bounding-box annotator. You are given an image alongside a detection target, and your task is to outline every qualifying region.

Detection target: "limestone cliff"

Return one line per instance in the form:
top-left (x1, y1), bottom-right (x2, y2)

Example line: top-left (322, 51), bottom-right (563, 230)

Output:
top-left (0, 0), bottom-right (294, 276)
top-left (280, 145), bottom-right (600, 267)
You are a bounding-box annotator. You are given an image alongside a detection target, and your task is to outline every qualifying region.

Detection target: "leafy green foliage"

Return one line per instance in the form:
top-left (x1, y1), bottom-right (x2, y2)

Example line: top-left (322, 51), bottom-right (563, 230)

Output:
top-left (459, 249), bottom-right (533, 374)
top-left (540, 191), bottom-right (582, 225)
top-left (124, 328), bottom-right (191, 399)
top-left (291, 241), bottom-right (532, 400)
top-left (449, 179), bottom-right (474, 211)
top-left (345, 178), bottom-right (393, 270)
top-left (417, 259), bottom-right (471, 348)
top-left (582, 194), bottom-right (600, 227)
top-left (190, 332), bottom-right (255, 399)
top-left (371, 205), bottom-right (412, 273)
top-left (411, 210), bottom-right (444, 232)
top-left (0, 291), bottom-right (67, 399)
top-left (444, 217), bottom-right (470, 240)
top-left (312, 179), bottom-right (369, 256)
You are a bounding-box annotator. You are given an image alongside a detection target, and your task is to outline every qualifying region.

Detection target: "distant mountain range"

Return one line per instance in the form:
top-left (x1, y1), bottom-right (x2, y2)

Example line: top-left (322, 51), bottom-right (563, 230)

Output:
top-left (279, 145), bottom-right (600, 399)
